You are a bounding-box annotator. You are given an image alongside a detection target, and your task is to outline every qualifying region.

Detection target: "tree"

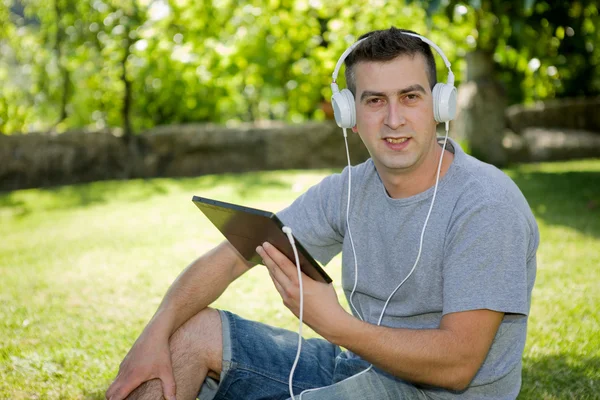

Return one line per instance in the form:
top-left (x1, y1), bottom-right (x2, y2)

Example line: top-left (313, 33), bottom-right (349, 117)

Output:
top-left (1, 0), bottom-right (598, 141)
top-left (0, 0), bottom-right (15, 134)
top-left (413, 0), bottom-right (600, 165)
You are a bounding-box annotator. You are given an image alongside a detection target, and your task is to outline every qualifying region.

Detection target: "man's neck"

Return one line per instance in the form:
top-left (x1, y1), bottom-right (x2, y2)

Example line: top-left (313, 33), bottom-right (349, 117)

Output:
top-left (380, 147), bottom-right (454, 199)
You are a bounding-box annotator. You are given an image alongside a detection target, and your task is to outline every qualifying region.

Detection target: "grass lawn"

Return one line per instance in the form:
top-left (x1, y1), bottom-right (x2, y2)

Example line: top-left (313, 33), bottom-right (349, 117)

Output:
top-left (1, 159), bottom-right (599, 399)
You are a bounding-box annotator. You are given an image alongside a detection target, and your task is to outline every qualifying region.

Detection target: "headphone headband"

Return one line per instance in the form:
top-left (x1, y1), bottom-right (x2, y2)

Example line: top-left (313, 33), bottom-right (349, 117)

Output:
top-left (331, 32), bottom-right (454, 86)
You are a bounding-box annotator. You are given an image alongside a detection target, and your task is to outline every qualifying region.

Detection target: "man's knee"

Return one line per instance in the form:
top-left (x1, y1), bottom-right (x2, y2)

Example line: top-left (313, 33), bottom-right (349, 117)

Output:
top-left (170, 307), bottom-right (223, 377)
top-left (121, 309), bottom-right (223, 400)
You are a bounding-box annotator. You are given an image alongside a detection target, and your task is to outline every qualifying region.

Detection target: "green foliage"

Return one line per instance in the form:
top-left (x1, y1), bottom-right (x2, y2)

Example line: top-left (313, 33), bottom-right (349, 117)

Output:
top-left (0, 0), bottom-right (599, 134)
top-left (424, 0), bottom-right (600, 104)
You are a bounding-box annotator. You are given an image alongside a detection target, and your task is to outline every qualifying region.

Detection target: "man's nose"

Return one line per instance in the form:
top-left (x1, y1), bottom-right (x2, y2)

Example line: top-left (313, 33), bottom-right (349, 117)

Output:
top-left (384, 101), bottom-right (406, 129)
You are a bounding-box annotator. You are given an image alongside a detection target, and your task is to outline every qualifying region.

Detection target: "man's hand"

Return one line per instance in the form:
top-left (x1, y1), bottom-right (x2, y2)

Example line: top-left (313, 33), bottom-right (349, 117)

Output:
top-left (257, 242), bottom-right (351, 341)
top-left (105, 328), bottom-right (176, 400)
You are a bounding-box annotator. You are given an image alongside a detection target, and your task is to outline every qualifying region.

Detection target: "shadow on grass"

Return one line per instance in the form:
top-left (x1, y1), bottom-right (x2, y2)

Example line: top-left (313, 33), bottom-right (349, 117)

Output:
top-left (3, 165), bottom-right (598, 238)
top-left (520, 354), bottom-right (600, 399)
top-left (0, 171), bottom-right (308, 218)
top-left (510, 169), bottom-right (600, 238)
top-left (0, 179), bottom-right (168, 218)
top-left (169, 171), bottom-right (295, 198)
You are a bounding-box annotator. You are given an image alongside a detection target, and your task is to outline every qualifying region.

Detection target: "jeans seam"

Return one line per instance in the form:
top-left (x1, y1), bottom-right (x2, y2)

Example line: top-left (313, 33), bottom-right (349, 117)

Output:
top-left (235, 364), bottom-right (312, 389)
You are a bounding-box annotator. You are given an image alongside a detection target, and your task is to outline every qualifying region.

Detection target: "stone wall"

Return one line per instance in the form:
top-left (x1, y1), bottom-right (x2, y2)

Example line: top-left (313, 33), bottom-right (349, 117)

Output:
top-left (0, 129), bottom-right (129, 191)
top-left (0, 121), bottom-right (370, 191)
top-left (506, 97), bottom-right (600, 133)
top-left (2, 97), bottom-right (600, 191)
top-left (142, 121), bottom-right (370, 177)
top-left (503, 97), bottom-right (600, 163)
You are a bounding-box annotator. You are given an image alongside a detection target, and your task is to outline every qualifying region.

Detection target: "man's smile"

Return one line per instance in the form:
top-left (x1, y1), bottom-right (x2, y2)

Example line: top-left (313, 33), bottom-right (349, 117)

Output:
top-left (384, 137), bottom-right (410, 144)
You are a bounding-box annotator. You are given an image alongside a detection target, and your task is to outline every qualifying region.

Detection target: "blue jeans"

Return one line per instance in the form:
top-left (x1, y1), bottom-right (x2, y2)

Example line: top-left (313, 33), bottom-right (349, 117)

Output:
top-left (197, 310), bottom-right (428, 400)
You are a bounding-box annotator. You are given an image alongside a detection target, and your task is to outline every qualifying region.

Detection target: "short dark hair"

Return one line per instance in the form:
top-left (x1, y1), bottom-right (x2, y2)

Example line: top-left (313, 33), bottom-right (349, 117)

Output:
top-left (344, 27), bottom-right (437, 96)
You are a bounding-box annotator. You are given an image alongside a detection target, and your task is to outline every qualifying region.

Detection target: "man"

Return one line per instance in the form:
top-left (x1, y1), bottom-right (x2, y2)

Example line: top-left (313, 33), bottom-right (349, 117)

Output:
top-left (106, 27), bottom-right (538, 400)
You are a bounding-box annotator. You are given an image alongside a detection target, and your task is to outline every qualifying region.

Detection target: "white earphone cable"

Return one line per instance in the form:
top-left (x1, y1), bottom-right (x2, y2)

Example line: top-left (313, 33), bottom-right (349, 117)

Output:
top-left (375, 123), bottom-right (449, 326)
top-left (282, 226), bottom-right (303, 400)
top-left (343, 128), bottom-right (364, 321)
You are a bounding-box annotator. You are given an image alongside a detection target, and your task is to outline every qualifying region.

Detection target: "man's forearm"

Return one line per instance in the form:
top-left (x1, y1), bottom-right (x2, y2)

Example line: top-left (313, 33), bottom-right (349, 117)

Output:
top-left (324, 309), bottom-right (502, 391)
top-left (145, 241), bottom-right (252, 339)
top-left (330, 318), bottom-right (466, 390)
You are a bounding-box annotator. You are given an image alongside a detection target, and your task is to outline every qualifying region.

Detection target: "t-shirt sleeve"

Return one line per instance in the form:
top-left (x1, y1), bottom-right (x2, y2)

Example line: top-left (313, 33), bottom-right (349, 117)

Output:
top-left (276, 172), bottom-right (346, 266)
top-left (443, 202), bottom-right (532, 316)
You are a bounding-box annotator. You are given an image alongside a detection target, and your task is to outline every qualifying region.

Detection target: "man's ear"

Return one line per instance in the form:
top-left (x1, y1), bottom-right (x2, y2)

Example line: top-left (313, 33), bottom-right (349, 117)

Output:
top-left (352, 125), bottom-right (358, 133)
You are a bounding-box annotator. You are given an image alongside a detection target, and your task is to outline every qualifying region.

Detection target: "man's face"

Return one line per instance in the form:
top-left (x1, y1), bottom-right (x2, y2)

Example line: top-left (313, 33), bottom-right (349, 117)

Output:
top-left (352, 54), bottom-right (439, 179)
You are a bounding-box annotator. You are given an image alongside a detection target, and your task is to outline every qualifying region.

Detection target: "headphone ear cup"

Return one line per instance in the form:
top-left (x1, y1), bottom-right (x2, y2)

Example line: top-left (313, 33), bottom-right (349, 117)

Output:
top-left (331, 88), bottom-right (356, 129)
top-left (432, 83), bottom-right (457, 123)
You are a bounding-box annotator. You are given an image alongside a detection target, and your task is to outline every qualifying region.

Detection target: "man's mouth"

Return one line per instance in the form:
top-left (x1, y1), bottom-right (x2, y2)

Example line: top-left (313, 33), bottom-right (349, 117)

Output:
top-left (385, 137), bottom-right (409, 144)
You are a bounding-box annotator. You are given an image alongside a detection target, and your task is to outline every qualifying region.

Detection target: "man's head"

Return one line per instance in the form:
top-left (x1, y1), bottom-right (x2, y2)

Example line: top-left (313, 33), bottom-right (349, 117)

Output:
top-left (344, 27), bottom-right (437, 97)
top-left (341, 27), bottom-right (452, 195)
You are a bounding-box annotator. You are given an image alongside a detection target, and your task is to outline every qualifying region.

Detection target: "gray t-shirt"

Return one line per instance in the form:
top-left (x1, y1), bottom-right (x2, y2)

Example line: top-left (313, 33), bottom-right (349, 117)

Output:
top-left (278, 138), bottom-right (539, 399)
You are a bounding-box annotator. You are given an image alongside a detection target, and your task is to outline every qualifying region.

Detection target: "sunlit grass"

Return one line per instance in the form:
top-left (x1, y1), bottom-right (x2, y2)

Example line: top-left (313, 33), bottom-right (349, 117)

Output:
top-left (505, 160), bottom-right (600, 399)
top-left (1, 160), bottom-right (599, 399)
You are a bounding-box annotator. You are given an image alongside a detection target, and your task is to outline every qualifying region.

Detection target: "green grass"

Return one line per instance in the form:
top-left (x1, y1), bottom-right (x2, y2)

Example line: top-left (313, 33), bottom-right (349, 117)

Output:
top-left (1, 160), bottom-right (599, 399)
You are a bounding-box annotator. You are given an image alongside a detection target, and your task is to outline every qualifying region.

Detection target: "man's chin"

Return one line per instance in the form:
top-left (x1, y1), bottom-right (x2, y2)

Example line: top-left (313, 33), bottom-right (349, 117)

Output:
top-left (373, 158), bottom-right (415, 174)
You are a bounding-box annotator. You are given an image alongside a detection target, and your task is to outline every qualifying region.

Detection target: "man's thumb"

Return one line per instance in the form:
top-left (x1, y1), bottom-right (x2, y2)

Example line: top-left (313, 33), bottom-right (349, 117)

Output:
top-left (161, 369), bottom-right (177, 400)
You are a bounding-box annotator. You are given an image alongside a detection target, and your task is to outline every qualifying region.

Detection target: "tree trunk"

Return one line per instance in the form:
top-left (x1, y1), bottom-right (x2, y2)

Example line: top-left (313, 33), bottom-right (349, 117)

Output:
top-left (121, 37), bottom-right (133, 142)
top-left (120, 32), bottom-right (142, 178)
top-left (453, 50), bottom-right (509, 166)
top-left (59, 67), bottom-right (70, 122)
top-left (53, 0), bottom-right (69, 129)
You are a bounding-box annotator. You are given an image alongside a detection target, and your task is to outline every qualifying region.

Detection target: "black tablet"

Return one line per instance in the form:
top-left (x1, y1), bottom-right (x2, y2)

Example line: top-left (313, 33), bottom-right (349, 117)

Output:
top-left (192, 196), bottom-right (332, 284)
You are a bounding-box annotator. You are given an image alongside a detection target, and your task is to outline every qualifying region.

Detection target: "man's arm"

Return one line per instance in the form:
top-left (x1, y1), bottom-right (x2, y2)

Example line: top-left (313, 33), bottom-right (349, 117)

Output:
top-left (258, 241), bottom-right (503, 392)
top-left (106, 241), bottom-right (252, 400)
top-left (148, 240), bottom-right (253, 338)
top-left (328, 308), bottom-right (503, 391)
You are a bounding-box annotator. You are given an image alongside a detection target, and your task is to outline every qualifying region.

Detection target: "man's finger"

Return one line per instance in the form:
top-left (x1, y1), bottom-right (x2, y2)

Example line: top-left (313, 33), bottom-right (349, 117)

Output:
top-left (257, 245), bottom-right (291, 286)
top-left (106, 372), bottom-right (143, 400)
top-left (268, 263), bottom-right (301, 316)
top-left (160, 367), bottom-right (177, 400)
top-left (268, 268), bottom-right (286, 298)
top-left (105, 372), bottom-right (122, 400)
top-left (262, 242), bottom-right (298, 281)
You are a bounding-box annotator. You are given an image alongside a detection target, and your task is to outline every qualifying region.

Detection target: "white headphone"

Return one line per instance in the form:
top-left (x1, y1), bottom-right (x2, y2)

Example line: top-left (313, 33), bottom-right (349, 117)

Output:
top-left (330, 31), bottom-right (457, 128)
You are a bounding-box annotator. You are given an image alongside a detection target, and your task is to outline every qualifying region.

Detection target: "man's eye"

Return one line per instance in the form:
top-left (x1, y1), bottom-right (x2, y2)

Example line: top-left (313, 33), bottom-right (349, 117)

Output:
top-left (404, 94), bottom-right (420, 102)
top-left (367, 98), bottom-right (383, 105)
